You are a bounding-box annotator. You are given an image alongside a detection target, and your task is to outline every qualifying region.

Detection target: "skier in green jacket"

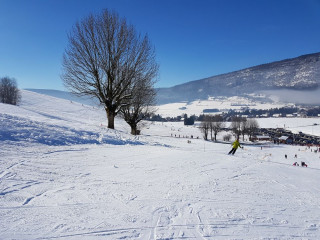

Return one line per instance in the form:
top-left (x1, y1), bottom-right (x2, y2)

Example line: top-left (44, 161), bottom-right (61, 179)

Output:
top-left (228, 138), bottom-right (242, 155)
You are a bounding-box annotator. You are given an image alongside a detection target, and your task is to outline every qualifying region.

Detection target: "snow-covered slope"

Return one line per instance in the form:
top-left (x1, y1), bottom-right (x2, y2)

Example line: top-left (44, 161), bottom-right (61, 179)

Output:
top-left (25, 89), bottom-right (99, 106)
top-left (0, 90), bottom-right (148, 146)
top-left (1, 91), bottom-right (320, 239)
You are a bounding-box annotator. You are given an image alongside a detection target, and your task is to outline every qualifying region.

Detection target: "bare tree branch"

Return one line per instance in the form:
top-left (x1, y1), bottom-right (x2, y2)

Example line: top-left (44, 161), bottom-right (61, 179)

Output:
top-left (61, 9), bottom-right (158, 129)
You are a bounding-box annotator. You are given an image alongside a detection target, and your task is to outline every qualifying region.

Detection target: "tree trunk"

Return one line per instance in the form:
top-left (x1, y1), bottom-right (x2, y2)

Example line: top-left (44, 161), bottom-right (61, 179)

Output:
top-left (130, 123), bottom-right (138, 135)
top-left (237, 133), bottom-right (241, 140)
top-left (106, 109), bottom-right (115, 129)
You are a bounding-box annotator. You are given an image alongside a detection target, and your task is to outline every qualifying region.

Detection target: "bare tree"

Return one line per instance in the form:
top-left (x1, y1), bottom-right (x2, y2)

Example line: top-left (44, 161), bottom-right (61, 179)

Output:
top-left (210, 115), bottom-right (225, 141)
top-left (0, 77), bottom-right (21, 105)
top-left (230, 116), bottom-right (243, 139)
top-left (62, 9), bottom-right (159, 129)
top-left (200, 115), bottom-right (211, 140)
top-left (240, 117), bottom-right (248, 141)
top-left (120, 77), bottom-right (157, 135)
top-left (247, 118), bottom-right (259, 141)
top-left (207, 116), bottom-right (214, 140)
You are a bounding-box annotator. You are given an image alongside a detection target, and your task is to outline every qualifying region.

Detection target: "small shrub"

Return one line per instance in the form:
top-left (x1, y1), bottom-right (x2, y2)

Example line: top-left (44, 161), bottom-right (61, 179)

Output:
top-left (223, 134), bottom-right (232, 142)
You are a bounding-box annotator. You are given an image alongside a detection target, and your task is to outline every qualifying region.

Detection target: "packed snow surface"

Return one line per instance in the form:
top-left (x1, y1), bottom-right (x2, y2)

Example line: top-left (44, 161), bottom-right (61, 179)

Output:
top-left (1, 90), bottom-right (320, 239)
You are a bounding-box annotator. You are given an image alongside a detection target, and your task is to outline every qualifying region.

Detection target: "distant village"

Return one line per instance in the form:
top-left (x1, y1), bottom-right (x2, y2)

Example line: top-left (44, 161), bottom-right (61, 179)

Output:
top-left (147, 106), bottom-right (320, 146)
top-left (254, 127), bottom-right (320, 146)
top-left (225, 106), bottom-right (320, 119)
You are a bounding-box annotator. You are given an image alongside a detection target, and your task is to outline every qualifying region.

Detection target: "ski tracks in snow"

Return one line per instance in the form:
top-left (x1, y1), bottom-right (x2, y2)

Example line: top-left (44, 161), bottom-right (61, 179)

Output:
top-left (146, 202), bottom-right (215, 240)
top-left (1, 141), bottom-right (320, 239)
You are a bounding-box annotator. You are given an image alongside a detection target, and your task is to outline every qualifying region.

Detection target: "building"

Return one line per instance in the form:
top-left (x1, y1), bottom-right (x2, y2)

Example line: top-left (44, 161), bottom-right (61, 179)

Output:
top-left (252, 135), bottom-right (271, 141)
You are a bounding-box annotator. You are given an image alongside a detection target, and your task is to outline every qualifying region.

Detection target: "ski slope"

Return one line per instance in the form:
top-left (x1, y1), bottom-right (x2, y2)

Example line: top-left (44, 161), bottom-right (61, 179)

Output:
top-left (1, 90), bottom-right (320, 239)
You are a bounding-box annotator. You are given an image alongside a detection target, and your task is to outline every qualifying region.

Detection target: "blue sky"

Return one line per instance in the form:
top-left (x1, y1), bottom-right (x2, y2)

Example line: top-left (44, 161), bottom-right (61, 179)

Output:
top-left (0, 0), bottom-right (320, 90)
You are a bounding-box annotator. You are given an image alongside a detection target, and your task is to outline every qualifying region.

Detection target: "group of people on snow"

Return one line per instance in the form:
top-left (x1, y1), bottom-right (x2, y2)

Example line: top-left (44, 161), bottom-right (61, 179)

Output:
top-left (228, 138), bottom-right (309, 167)
top-left (293, 161), bottom-right (308, 167)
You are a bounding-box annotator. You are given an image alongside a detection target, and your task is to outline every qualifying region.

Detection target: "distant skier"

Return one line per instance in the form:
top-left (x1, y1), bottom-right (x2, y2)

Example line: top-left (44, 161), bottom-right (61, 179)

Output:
top-left (228, 138), bottom-right (242, 155)
top-left (293, 162), bottom-right (299, 166)
top-left (301, 161), bottom-right (308, 167)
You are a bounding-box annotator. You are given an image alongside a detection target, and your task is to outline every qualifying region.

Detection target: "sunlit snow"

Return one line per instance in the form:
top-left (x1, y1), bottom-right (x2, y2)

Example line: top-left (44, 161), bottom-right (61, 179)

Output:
top-left (1, 90), bottom-right (320, 239)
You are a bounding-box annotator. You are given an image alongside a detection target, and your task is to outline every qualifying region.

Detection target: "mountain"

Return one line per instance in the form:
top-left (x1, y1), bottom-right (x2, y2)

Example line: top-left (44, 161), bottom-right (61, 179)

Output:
top-left (156, 52), bottom-right (320, 104)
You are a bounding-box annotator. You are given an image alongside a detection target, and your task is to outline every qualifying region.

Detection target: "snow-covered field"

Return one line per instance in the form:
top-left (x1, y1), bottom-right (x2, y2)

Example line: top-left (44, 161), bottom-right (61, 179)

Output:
top-left (256, 118), bottom-right (320, 136)
top-left (1, 90), bottom-right (320, 239)
top-left (156, 96), bottom-right (288, 118)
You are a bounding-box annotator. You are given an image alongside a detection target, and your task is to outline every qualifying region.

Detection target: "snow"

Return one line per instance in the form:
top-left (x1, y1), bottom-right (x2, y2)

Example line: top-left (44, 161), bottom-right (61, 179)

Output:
top-left (156, 96), bottom-right (287, 118)
top-left (1, 90), bottom-right (320, 239)
top-left (255, 117), bottom-right (320, 136)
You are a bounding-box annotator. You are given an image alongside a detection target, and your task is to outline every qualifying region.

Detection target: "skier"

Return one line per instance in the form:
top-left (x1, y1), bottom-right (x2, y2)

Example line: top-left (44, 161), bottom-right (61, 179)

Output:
top-left (293, 162), bottom-right (299, 166)
top-left (228, 138), bottom-right (242, 155)
top-left (301, 161), bottom-right (308, 167)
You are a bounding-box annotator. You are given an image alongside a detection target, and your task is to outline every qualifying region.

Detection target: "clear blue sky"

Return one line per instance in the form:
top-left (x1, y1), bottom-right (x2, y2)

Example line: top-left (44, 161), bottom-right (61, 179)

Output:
top-left (0, 0), bottom-right (320, 90)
